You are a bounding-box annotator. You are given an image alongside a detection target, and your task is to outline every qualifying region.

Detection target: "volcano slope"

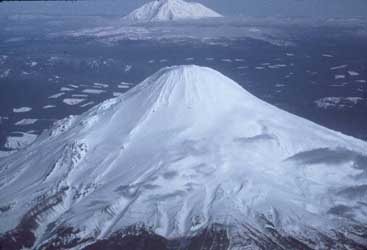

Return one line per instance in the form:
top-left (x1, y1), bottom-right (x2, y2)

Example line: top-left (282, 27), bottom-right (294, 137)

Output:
top-left (0, 65), bottom-right (367, 250)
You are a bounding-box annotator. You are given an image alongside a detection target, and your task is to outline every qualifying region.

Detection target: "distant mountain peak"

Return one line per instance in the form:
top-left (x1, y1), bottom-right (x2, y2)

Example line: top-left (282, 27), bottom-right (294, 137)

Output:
top-left (123, 0), bottom-right (222, 22)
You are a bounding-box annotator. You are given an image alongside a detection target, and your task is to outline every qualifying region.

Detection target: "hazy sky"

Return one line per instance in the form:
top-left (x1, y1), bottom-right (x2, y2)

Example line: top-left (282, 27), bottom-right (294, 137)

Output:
top-left (104, 0), bottom-right (367, 17)
top-left (199, 0), bottom-right (367, 17)
top-left (1, 0), bottom-right (367, 18)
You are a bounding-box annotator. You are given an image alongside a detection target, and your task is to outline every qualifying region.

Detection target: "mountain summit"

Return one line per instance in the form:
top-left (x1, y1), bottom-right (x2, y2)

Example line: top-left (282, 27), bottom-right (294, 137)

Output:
top-left (123, 0), bottom-right (222, 22)
top-left (1, 66), bottom-right (367, 249)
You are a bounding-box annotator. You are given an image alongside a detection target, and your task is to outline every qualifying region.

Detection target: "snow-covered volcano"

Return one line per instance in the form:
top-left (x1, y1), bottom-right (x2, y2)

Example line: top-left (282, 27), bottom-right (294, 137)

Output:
top-left (1, 66), bottom-right (367, 249)
top-left (123, 0), bottom-right (222, 22)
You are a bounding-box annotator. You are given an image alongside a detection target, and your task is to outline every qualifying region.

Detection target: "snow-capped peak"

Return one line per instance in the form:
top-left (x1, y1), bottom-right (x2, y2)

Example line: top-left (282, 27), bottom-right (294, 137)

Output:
top-left (1, 66), bottom-right (367, 249)
top-left (123, 0), bottom-right (222, 22)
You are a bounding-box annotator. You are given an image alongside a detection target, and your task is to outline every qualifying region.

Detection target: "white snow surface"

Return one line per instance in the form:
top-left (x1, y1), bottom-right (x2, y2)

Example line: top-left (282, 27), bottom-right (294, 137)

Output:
top-left (68, 18), bottom-right (295, 47)
top-left (13, 107), bottom-right (32, 113)
top-left (315, 96), bottom-right (363, 109)
top-left (0, 150), bottom-right (15, 158)
top-left (43, 105), bottom-right (56, 109)
top-left (348, 70), bottom-right (360, 76)
top-left (0, 69), bottom-right (11, 79)
top-left (14, 118), bottom-right (38, 126)
top-left (123, 0), bottom-right (222, 23)
top-left (48, 92), bottom-right (66, 99)
top-left (82, 89), bottom-right (106, 94)
top-left (63, 98), bottom-right (85, 106)
top-left (4, 132), bottom-right (38, 150)
top-left (0, 66), bottom-right (367, 247)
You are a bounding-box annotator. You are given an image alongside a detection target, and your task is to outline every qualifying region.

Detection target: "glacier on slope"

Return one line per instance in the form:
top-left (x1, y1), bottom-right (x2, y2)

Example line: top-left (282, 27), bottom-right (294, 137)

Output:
top-left (0, 65), bottom-right (367, 249)
top-left (123, 0), bottom-right (222, 22)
